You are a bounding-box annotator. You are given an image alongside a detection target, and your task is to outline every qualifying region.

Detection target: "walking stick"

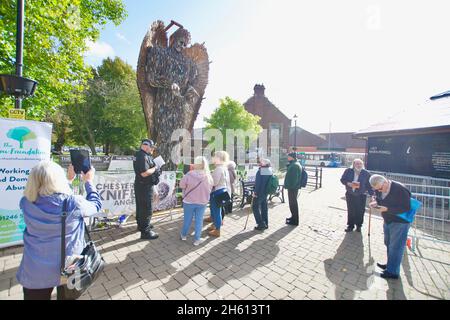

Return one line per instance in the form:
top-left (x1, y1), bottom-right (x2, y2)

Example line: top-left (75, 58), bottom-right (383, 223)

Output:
top-left (368, 206), bottom-right (372, 238)
top-left (244, 196), bottom-right (254, 230)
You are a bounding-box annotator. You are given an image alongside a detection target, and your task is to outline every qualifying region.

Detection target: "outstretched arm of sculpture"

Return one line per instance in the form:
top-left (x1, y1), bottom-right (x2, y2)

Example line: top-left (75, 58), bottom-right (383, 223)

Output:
top-left (185, 85), bottom-right (200, 103)
top-left (146, 48), bottom-right (180, 94)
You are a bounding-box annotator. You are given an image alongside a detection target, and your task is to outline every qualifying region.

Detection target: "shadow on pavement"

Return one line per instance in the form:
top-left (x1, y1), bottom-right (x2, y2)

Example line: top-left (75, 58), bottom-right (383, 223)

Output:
top-left (163, 226), bottom-right (295, 293)
top-left (324, 232), bottom-right (374, 300)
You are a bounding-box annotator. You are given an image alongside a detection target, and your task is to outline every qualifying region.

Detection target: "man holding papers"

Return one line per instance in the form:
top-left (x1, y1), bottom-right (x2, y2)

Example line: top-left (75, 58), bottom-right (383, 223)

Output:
top-left (133, 139), bottom-right (161, 240)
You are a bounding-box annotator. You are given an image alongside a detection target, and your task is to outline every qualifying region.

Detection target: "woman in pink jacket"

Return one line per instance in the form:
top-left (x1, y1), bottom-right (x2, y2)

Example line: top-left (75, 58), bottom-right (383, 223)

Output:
top-left (179, 157), bottom-right (214, 246)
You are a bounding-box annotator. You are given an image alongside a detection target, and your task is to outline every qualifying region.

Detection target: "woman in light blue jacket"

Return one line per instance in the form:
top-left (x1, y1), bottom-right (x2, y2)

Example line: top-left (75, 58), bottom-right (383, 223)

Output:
top-left (16, 160), bottom-right (102, 300)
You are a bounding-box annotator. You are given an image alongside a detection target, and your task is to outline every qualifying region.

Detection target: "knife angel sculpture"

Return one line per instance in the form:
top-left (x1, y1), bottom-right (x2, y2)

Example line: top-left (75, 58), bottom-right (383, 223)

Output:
top-left (137, 20), bottom-right (209, 169)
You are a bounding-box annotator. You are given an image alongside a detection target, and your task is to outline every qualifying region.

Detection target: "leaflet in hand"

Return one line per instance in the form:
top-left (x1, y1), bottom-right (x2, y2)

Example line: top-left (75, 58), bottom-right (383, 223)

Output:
top-left (154, 156), bottom-right (166, 169)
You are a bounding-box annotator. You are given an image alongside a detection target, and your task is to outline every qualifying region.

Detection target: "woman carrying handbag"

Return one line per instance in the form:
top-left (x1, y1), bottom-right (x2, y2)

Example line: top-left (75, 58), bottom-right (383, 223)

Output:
top-left (208, 151), bottom-right (232, 238)
top-left (16, 161), bottom-right (102, 300)
top-left (179, 157), bottom-right (213, 246)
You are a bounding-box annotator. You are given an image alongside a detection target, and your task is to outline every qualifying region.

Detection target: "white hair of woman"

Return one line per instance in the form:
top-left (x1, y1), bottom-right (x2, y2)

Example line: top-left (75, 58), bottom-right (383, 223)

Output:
top-left (260, 158), bottom-right (272, 167)
top-left (369, 174), bottom-right (388, 189)
top-left (214, 151), bottom-right (230, 165)
top-left (24, 160), bottom-right (72, 203)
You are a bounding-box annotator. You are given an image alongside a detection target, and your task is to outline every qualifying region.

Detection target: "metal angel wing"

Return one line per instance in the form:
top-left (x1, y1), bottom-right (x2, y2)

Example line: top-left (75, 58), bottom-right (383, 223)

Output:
top-left (136, 20), bottom-right (168, 140)
top-left (183, 43), bottom-right (210, 132)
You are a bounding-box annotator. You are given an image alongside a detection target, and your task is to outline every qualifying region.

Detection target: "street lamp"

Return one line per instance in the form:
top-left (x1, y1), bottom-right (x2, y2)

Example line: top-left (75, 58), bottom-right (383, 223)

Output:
top-left (0, 0), bottom-right (37, 109)
top-left (293, 114), bottom-right (298, 152)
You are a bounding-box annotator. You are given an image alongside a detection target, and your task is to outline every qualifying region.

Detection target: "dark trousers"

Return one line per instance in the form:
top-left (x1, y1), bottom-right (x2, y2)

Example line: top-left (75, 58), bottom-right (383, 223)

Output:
top-left (23, 286), bottom-right (67, 300)
top-left (135, 182), bottom-right (154, 233)
top-left (345, 193), bottom-right (367, 228)
top-left (288, 189), bottom-right (299, 223)
top-left (252, 194), bottom-right (269, 227)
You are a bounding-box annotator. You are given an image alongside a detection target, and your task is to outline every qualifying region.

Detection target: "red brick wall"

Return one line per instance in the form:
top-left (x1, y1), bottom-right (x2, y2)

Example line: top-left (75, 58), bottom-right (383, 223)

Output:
top-left (244, 96), bottom-right (291, 151)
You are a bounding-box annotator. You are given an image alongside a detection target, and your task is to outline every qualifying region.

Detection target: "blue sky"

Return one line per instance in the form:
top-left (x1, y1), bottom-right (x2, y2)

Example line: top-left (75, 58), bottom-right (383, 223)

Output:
top-left (85, 0), bottom-right (450, 134)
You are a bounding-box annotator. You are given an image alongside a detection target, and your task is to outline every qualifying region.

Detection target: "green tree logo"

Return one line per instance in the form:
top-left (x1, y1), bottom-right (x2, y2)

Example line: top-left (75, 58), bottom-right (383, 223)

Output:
top-left (7, 127), bottom-right (37, 149)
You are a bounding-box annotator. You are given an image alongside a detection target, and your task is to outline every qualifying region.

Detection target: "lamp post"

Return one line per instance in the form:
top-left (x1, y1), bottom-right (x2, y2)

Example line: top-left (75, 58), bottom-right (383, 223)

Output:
top-left (0, 0), bottom-right (37, 109)
top-left (15, 0), bottom-right (25, 109)
top-left (293, 114), bottom-right (298, 152)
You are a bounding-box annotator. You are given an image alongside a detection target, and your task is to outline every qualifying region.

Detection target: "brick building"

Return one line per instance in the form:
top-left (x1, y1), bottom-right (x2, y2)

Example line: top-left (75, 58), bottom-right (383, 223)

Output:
top-left (243, 84), bottom-right (291, 153)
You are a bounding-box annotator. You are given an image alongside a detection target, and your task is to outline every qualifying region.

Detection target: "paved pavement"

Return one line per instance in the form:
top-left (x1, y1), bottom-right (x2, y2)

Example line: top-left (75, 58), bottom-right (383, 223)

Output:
top-left (1, 168), bottom-right (449, 300)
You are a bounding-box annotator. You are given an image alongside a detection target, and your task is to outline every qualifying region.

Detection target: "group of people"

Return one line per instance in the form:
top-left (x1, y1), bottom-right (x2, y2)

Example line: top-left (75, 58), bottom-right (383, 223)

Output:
top-left (179, 151), bottom-right (304, 243)
top-left (341, 159), bottom-right (413, 280)
top-left (133, 139), bottom-right (306, 246)
top-left (14, 140), bottom-right (413, 300)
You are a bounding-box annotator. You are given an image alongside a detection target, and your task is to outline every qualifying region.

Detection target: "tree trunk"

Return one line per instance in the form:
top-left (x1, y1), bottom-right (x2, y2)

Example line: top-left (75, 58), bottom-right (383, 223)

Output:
top-left (86, 130), bottom-right (97, 155)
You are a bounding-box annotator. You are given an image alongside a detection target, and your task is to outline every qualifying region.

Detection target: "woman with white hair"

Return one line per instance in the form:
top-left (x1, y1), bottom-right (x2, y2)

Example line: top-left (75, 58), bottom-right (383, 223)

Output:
top-left (340, 159), bottom-right (373, 233)
top-left (207, 151), bottom-right (232, 237)
top-left (252, 158), bottom-right (273, 230)
top-left (16, 161), bottom-right (101, 300)
top-left (179, 157), bottom-right (214, 246)
top-left (369, 174), bottom-right (411, 280)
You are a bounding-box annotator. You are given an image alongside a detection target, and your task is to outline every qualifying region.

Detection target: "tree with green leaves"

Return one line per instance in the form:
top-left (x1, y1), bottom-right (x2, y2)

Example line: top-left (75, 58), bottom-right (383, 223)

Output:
top-left (64, 57), bottom-right (146, 155)
top-left (204, 97), bottom-right (263, 151)
top-left (0, 0), bottom-right (126, 119)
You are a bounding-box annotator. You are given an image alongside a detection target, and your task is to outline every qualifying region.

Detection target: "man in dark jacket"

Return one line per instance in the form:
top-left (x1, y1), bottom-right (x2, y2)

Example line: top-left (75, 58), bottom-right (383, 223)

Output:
top-left (369, 175), bottom-right (411, 280)
top-left (133, 139), bottom-right (160, 240)
top-left (284, 153), bottom-right (302, 226)
top-left (252, 159), bottom-right (273, 230)
top-left (340, 159), bottom-right (373, 233)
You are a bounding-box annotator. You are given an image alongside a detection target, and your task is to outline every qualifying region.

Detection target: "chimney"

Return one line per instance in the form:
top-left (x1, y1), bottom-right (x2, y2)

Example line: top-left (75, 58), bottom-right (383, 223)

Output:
top-left (254, 84), bottom-right (265, 97)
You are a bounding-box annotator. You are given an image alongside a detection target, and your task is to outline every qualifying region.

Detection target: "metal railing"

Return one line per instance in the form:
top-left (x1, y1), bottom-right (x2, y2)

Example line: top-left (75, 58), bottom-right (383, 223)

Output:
top-left (403, 183), bottom-right (450, 252)
top-left (304, 166), bottom-right (323, 190)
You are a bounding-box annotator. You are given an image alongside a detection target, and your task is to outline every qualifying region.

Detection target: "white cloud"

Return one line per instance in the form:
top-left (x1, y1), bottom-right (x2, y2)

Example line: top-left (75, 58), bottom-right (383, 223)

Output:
top-left (85, 40), bottom-right (115, 59)
top-left (116, 32), bottom-right (131, 44)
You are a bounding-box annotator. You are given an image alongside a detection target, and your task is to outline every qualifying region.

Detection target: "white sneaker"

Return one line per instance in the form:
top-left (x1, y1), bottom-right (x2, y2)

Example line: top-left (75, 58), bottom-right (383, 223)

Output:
top-left (193, 240), bottom-right (202, 246)
top-left (180, 234), bottom-right (187, 241)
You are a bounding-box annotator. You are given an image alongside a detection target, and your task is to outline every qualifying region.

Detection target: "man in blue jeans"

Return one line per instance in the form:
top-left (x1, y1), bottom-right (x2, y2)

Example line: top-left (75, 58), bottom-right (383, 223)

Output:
top-left (369, 175), bottom-right (411, 280)
top-left (252, 159), bottom-right (273, 230)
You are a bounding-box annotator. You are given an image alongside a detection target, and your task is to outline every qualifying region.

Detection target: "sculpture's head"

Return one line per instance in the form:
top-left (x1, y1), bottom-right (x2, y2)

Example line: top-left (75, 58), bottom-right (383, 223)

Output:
top-left (170, 28), bottom-right (191, 53)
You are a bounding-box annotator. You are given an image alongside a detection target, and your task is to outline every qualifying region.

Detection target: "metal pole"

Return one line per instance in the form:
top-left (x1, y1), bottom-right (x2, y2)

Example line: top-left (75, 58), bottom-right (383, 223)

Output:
top-left (15, 0), bottom-right (25, 109)
top-left (315, 167), bottom-right (318, 190)
top-left (328, 122), bottom-right (331, 152)
top-left (320, 167), bottom-right (323, 188)
top-left (294, 120), bottom-right (297, 151)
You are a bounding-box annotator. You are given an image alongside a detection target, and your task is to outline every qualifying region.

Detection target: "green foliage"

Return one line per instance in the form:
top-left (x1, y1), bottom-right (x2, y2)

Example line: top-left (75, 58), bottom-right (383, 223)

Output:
top-left (64, 57), bottom-right (146, 155)
top-left (204, 97), bottom-right (262, 149)
top-left (0, 0), bottom-right (126, 119)
top-left (6, 126), bottom-right (36, 148)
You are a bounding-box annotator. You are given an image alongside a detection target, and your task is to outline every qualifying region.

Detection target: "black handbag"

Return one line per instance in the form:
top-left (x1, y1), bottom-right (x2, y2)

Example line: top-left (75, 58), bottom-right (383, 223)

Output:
top-left (59, 199), bottom-right (105, 300)
top-left (214, 190), bottom-right (232, 209)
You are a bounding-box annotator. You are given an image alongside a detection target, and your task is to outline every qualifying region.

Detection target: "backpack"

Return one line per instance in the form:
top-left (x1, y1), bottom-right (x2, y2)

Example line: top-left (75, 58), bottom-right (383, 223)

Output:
top-left (300, 169), bottom-right (308, 189)
top-left (266, 175), bottom-right (279, 195)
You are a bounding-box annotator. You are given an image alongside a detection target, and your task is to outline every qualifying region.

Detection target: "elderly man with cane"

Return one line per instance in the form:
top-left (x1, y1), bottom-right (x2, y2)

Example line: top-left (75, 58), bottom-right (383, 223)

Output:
top-left (369, 175), bottom-right (412, 280)
top-left (340, 159), bottom-right (373, 233)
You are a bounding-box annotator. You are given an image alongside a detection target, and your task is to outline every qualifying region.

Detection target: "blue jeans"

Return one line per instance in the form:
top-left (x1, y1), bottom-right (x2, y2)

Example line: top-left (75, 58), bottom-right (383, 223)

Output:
top-left (383, 222), bottom-right (410, 276)
top-left (252, 194), bottom-right (268, 227)
top-left (210, 189), bottom-right (227, 230)
top-left (181, 203), bottom-right (207, 241)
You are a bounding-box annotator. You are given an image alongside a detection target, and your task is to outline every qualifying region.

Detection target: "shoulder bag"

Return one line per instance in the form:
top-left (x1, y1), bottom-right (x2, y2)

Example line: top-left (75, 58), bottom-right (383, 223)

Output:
top-left (59, 198), bottom-right (105, 300)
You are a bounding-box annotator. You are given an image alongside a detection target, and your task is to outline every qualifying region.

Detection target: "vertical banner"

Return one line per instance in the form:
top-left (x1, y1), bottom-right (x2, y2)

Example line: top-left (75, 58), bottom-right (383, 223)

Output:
top-left (0, 118), bottom-right (52, 249)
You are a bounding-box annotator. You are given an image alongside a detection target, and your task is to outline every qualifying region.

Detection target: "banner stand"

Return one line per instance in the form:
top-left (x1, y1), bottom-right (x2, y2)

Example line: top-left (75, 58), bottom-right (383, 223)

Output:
top-left (0, 118), bottom-right (52, 249)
